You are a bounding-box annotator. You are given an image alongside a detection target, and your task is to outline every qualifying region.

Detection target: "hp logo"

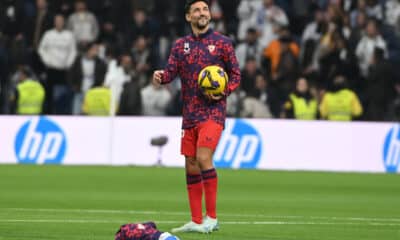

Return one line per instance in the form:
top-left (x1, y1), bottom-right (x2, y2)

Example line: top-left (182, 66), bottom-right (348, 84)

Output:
top-left (214, 120), bottom-right (262, 169)
top-left (15, 117), bottom-right (67, 164)
top-left (383, 125), bottom-right (400, 173)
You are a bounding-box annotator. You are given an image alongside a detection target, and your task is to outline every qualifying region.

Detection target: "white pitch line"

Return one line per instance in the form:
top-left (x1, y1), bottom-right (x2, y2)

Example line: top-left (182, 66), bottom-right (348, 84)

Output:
top-left (1, 219), bottom-right (400, 227)
top-left (2, 208), bottom-right (400, 223)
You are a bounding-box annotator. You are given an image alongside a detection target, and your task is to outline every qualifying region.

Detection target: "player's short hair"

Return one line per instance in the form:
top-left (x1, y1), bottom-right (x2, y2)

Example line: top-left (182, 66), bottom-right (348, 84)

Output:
top-left (185, 0), bottom-right (210, 13)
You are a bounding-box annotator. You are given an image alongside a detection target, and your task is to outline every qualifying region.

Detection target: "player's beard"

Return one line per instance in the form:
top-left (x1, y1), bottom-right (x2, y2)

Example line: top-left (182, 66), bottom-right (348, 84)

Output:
top-left (195, 16), bottom-right (210, 30)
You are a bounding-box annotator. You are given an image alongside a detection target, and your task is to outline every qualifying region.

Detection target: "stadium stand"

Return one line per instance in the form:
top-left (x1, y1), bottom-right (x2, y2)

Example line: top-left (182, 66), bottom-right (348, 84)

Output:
top-left (0, 0), bottom-right (399, 121)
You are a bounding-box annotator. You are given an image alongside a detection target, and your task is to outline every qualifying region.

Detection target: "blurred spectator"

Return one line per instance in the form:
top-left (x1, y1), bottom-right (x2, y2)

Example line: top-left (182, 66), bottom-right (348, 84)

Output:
top-left (365, 47), bottom-right (396, 121)
top-left (124, 8), bottom-right (154, 49)
top-left (153, 0), bottom-right (186, 38)
top-left (86, 0), bottom-right (131, 30)
top-left (104, 53), bottom-right (135, 115)
top-left (320, 75), bottom-right (363, 121)
top-left (236, 0), bottom-right (263, 41)
top-left (38, 14), bottom-right (77, 114)
top-left (348, 10), bottom-right (367, 50)
top-left (255, 0), bottom-right (289, 49)
top-left (0, 0), bottom-right (24, 41)
top-left (290, 0), bottom-right (314, 36)
top-left (24, 0), bottom-right (54, 74)
top-left (385, 1), bottom-right (400, 39)
top-left (10, 66), bottom-right (45, 115)
top-left (67, 0), bottom-right (99, 47)
top-left (141, 80), bottom-right (171, 116)
top-left (263, 27), bottom-right (299, 80)
top-left (301, 8), bottom-right (326, 73)
top-left (329, 3), bottom-right (348, 28)
top-left (82, 82), bottom-right (111, 116)
top-left (282, 77), bottom-right (318, 120)
top-left (326, 3), bottom-right (346, 31)
top-left (68, 42), bottom-right (107, 115)
top-left (301, 8), bottom-right (326, 44)
top-left (25, 0), bottom-right (54, 50)
top-left (0, 0), bottom-right (27, 67)
top-left (350, 0), bottom-right (384, 21)
top-left (98, 20), bottom-right (124, 55)
top-left (240, 57), bottom-right (262, 96)
top-left (209, 0), bottom-right (226, 34)
top-left (131, 0), bottom-right (155, 13)
top-left (350, 0), bottom-right (382, 24)
top-left (350, 0), bottom-right (368, 28)
top-left (355, 18), bottom-right (387, 78)
top-left (254, 73), bottom-right (281, 117)
top-left (218, 0), bottom-right (241, 38)
top-left (385, 0), bottom-right (400, 29)
top-left (147, 0), bottom-right (177, 68)
top-left (117, 76), bottom-right (142, 116)
top-left (317, 28), bottom-right (358, 89)
top-left (240, 73), bottom-right (273, 118)
top-left (341, 12), bottom-right (352, 40)
top-left (130, 35), bottom-right (155, 87)
top-left (342, 0), bottom-right (358, 13)
top-left (264, 28), bottom-right (300, 99)
top-left (51, 0), bottom-right (73, 16)
top-left (235, 28), bottom-right (262, 70)
top-left (365, 0), bottom-right (383, 20)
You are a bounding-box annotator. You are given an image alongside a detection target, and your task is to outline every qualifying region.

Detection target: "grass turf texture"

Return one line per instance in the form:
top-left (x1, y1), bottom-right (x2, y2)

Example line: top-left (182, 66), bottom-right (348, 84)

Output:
top-left (0, 165), bottom-right (399, 240)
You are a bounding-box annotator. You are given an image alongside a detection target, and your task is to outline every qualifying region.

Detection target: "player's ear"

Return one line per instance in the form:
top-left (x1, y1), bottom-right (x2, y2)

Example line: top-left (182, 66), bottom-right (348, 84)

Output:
top-left (185, 12), bottom-right (191, 22)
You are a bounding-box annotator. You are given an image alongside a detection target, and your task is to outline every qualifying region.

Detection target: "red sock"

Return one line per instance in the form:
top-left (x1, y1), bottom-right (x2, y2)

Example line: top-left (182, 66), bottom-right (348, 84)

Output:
top-left (186, 174), bottom-right (203, 224)
top-left (202, 168), bottom-right (218, 219)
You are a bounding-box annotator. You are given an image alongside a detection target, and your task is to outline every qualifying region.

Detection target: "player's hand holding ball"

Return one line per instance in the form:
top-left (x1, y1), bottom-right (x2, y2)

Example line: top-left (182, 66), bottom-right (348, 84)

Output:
top-left (204, 92), bottom-right (224, 101)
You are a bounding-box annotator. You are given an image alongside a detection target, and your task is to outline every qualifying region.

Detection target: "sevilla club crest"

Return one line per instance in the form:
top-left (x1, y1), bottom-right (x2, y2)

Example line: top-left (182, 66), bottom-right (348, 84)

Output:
top-left (184, 42), bottom-right (190, 54)
top-left (208, 45), bottom-right (216, 53)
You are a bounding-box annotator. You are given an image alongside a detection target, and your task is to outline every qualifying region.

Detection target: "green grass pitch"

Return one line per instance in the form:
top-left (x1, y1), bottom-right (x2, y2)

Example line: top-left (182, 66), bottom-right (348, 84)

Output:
top-left (0, 165), bottom-right (399, 240)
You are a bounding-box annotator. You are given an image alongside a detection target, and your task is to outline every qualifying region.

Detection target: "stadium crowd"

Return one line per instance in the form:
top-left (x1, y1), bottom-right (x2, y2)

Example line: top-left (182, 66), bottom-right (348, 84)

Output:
top-left (0, 0), bottom-right (400, 121)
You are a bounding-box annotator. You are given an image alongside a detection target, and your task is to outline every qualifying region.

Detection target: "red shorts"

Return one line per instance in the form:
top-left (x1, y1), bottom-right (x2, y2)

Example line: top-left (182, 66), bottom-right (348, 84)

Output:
top-left (181, 120), bottom-right (223, 157)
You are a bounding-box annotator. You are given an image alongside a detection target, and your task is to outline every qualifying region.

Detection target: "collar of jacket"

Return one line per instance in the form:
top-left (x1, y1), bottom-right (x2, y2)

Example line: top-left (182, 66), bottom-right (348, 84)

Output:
top-left (191, 28), bottom-right (213, 39)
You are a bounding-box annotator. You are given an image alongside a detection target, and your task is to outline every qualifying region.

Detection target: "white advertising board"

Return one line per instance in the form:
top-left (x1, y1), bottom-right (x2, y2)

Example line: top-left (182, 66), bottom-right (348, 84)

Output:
top-left (0, 116), bottom-right (112, 165)
top-left (111, 117), bottom-right (182, 166)
top-left (0, 116), bottom-right (398, 173)
top-left (215, 119), bottom-right (394, 173)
